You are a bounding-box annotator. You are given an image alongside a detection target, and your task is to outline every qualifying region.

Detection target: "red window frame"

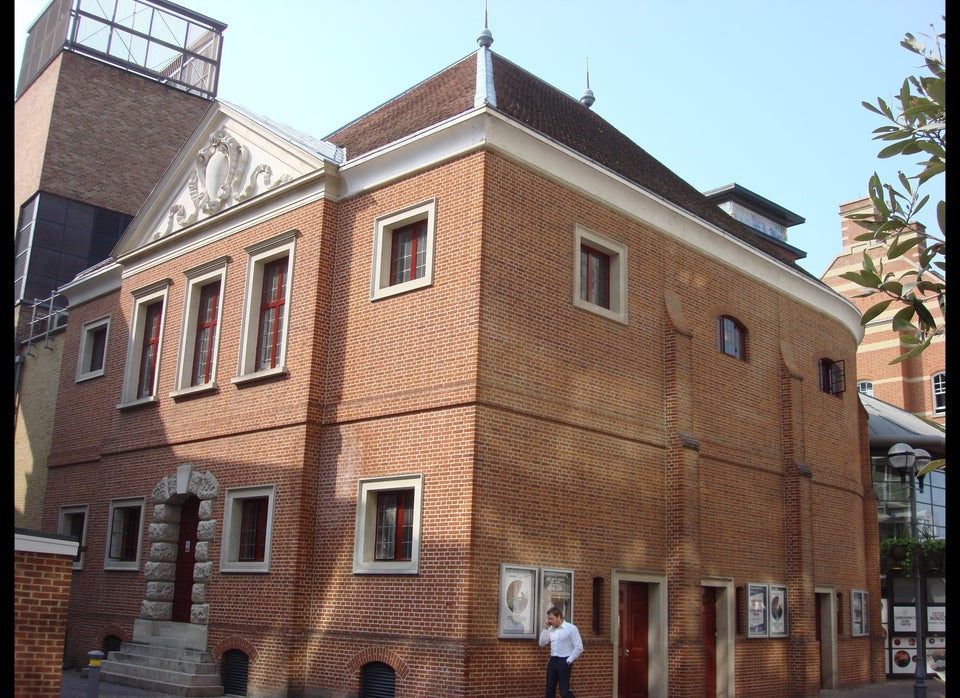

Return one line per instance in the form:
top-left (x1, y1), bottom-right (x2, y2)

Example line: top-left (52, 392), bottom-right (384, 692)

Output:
top-left (238, 496), bottom-right (268, 562)
top-left (136, 301), bottom-right (163, 398)
top-left (580, 244), bottom-right (611, 309)
top-left (191, 281), bottom-right (221, 385)
top-left (255, 257), bottom-right (287, 371)
top-left (389, 221), bottom-right (427, 286)
top-left (374, 489), bottom-right (414, 561)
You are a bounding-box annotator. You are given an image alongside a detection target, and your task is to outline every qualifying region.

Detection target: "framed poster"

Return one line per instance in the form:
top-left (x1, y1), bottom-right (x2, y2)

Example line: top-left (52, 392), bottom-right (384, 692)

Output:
top-left (768, 584), bottom-right (788, 637)
top-left (747, 583), bottom-right (769, 638)
top-left (851, 590), bottom-right (869, 636)
top-left (499, 564), bottom-right (538, 638)
top-left (540, 568), bottom-right (574, 624)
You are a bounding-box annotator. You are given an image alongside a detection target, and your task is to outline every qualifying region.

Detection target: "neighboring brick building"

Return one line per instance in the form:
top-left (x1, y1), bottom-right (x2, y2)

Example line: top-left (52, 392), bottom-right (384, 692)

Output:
top-left (822, 198), bottom-right (946, 428)
top-left (14, 529), bottom-right (80, 697)
top-left (38, 18), bottom-right (883, 698)
top-left (14, 0), bottom-right (225, 529)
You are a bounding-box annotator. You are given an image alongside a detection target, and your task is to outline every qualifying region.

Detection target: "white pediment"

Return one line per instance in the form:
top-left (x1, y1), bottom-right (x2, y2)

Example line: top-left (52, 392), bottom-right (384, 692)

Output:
top-left (114, 100), bottom-right (344, 258)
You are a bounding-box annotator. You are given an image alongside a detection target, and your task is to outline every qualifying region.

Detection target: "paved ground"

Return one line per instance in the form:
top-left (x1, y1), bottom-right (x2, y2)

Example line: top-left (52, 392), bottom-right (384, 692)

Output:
top-left (60, 670), bottom-right (945, 697)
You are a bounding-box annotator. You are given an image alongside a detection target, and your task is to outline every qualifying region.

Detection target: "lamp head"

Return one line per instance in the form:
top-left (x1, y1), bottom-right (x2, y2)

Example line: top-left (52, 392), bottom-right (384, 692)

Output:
top-left (913, 448), bottom-right (931, 471)
top-left (887, 442), bottom-right (916, 472)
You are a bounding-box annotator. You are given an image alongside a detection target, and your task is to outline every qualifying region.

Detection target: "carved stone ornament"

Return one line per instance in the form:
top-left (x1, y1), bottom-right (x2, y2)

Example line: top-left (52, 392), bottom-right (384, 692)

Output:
top-left (152, 128), bottom-right (292, 240)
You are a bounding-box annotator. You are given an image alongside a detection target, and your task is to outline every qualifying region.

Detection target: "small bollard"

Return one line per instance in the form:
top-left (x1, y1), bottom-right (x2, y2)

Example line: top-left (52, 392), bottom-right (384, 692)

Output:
top-left (86, 650), bottom-right (105, 698)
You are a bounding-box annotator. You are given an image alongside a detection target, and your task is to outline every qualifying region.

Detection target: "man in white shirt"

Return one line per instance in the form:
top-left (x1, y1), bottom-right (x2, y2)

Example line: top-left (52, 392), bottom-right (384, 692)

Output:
top-left (538, 606), bottom-right (584, 698)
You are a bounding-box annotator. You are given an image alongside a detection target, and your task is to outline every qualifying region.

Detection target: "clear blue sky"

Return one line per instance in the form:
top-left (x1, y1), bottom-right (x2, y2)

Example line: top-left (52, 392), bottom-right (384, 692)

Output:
top-left (15, 0), bottom-right (945, 278)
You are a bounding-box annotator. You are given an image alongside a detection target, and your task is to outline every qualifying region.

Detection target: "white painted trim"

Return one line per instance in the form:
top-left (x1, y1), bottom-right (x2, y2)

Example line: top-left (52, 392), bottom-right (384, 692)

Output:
top-left (15, 531), bottom-right (79, 557)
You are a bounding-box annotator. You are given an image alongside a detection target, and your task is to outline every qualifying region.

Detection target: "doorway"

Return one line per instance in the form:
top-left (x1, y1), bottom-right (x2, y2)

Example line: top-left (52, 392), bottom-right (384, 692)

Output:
top-left (172, 495), bottom-right (200, 622)
top-left (815, 587), bottom-right (838, 689)
top-left (613, 572), bottom-right (667, 698)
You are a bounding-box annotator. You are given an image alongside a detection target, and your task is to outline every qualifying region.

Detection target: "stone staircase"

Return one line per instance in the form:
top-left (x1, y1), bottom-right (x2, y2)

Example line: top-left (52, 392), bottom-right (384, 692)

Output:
top-left (101, 621), bottom-right (225, 696)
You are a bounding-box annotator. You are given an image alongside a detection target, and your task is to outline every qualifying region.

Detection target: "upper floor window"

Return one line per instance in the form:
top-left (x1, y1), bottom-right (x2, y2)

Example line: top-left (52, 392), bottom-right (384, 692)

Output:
top-left (572, 224), bottom-right (628, 324)
top-left (717, 315), bottom-right (747, 360)
top-left (353, 474), bottom-right (423, 575)
top-left (220, 485), bottom-right (275, 573)
top-left (932, 371), bottom-right (945, 414)
top-left (173, 259), bottom-right (228, 396)
top-left (818, 358), bottom-right (846, 396)
top-left (235, 232), bottom-right (297, 382)
top-left (105, 498), bottom-right (144, 570)
top-left (77, 316), bottom-right (110, 382)
top-left (58, 505), bottom-right (88, 569)
top-left (120, 280), bottom-right (170, 406)
top-left (371, 200), bottom-right (436, 300)
top-left (857, 380), bottom-right (874, 397)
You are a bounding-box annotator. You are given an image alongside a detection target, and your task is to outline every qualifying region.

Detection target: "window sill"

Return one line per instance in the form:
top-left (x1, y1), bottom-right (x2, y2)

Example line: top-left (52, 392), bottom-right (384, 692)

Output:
top-left (116, 396), bottom-right (159, 411)
top-left (231, 366), bottom-right (287, 386)
top-left (170, 383), bottom-right (218, 400)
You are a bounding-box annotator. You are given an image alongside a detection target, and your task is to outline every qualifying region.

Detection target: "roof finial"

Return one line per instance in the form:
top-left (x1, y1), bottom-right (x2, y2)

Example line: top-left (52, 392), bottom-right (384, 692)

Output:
top-left (477, 0), bottom-right (493, 48)
top-left (580, 57), bottom-right (595, 108)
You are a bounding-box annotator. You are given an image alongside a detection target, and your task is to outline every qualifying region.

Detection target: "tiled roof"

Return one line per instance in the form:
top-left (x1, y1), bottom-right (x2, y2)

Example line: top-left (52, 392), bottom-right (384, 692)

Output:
top-left (325, 49), bottom-right (811, 273)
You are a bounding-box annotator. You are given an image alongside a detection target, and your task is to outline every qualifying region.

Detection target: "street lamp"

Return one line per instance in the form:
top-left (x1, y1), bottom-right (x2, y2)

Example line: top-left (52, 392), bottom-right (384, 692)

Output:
top-left (887, 442), bottom-right (929, 698)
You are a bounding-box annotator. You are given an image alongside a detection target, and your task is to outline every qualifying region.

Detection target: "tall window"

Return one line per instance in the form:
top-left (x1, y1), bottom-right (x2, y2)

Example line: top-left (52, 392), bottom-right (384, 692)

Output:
top-left (221, 485), bottom-right (275, 572)
top-left (371, 200), bottom-right (436, 300)
top-left (192, 281), bottom-right (221, 384)
top-left (174, 259), bottom-right (227, 395)
top-left (717, 315), bottom-right (746, 360)
top-left (354, 474), bottom-right (423, 574)
top-left (389, 221), bottom-right (427, 286)
top-left (818, 358), bottom-right (846, 396)
top-left (932, 371), bottom-right (945, 414)
top-left (374, 490), bottom-right (414, 561)
top-left (121, 281), bottom-right (169, 405)
top-left (572, 224), bottom-right (628, 324)
top-left (105, 498), bottom-right (144, 570)
top-left (580, 244), bottom-right (611, 309)
top-left (137, 301), bottom-right (163, 398)
top-left (236, 232), bottom-right (297, 381)
top-left (256, 258), bottom-right (287, 371)
top-left (77, 317), bottom-right (110, 382)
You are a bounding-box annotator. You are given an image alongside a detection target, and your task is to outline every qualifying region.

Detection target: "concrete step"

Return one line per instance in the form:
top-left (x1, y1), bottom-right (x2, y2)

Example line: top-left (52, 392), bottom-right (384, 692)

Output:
top-left (99, 668), bottom-right (225, 697)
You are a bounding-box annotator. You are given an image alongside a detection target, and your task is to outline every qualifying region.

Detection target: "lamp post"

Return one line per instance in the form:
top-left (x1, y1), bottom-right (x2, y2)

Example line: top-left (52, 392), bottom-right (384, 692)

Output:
top-left (887, 443), bottom-right (930, 698)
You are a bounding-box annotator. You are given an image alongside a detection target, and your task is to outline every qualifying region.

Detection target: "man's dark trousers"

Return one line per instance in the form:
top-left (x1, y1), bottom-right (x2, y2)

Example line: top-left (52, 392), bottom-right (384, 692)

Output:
top-left (545, 655), bottom-right (574, 697)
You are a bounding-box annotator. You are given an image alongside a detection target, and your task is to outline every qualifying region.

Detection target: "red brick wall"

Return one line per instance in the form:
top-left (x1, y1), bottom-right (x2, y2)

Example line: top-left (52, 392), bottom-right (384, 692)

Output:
top-left (43, 147), bottom-right (878, 696)
top-left (14, 545), bottom-right (75, 698)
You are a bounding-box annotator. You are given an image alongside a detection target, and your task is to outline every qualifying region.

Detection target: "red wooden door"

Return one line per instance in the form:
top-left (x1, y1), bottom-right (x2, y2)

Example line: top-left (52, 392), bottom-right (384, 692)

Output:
top-left (618, 582), bottom-right (649, 698)
top-left (701, 586), bottom-right (717, 698)
top-left (172, 497), bottom-right (200, 622)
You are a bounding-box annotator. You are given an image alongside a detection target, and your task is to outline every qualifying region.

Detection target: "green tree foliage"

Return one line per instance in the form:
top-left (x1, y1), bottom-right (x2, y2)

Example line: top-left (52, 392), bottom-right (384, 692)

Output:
top-left (842, 24), bottom-right (945, 365)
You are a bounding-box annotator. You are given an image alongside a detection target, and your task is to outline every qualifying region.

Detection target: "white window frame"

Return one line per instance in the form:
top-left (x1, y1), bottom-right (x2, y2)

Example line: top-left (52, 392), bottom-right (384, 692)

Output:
top-left (353, 474), bottom-right (423, 575)
top-left (370, 200), bottom-right (436, 300)
top-left (573, 224), bottom-right (628, 324)
top-left (119, 280), bottom-right (170, 407)
top-left (76, 316), bottom-right (110, 382)
top-left (932, 371), bottom-right (945, 414)
top-left (58, 505), bottom-right (89, 570)
top-left (171, 258), bottom-right (229, 397)
top-left (220, 485), bottom-right (276, 573)
top-left (857, 380), bottom-right (875, 397)
top-left (104, 497), bottom-right (145, 571)
top-left (234, 231), bottom-right (297, 383)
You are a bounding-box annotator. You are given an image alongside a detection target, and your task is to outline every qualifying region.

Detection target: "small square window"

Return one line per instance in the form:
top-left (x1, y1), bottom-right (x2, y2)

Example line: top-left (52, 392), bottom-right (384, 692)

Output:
top-left (818, 358), bottom-right (846, 396)
top-left (220, 485), bottom-right (275, 573)
top-left (77, 317), bottom-right (110, 381)
top-left (717, 316), bottom-right (747, 360)
top-left (573, 225), bottom-right (627, 324)
top-left (120, 281), bottom-right (170, 406)
top-left (857, 380), bottom-right (874, 397)
top-left (371, 200), bottom-right (436, 300)
top-left (235, 232), bottom-right (297, 382)
top-left (58, 505), bottom-right (88, 569)
top-left (105, 498), bottom-right (144, 570)
top-left (353, 474), bottom-right (423, 574)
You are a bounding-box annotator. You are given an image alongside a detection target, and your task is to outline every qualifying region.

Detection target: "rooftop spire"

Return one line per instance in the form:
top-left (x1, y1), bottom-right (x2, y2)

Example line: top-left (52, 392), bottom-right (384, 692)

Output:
top-left (580, 58), bottom-right (595, 108)
top-left (477, 0), bottom-right (493, 47)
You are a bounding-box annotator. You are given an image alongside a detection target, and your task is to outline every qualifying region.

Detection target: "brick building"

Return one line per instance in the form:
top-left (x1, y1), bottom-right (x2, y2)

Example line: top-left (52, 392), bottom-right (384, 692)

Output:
top-left (35, 15), bottom-right (884, 698)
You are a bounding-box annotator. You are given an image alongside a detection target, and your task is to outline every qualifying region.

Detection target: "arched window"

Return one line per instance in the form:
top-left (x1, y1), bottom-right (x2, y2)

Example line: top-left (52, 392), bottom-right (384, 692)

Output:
top-left (932, 371), bottom-right (946, 414)
top-left (361, 661), bottom-right (396, 698)
top-left (716, 315), bottom-right (746, 360)
top-left (818, 358), bottom-right (846, 395)
top-left (221, 649), bottom-right (249, 696)
top-left (857, 380), bottom-right (874, 397)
